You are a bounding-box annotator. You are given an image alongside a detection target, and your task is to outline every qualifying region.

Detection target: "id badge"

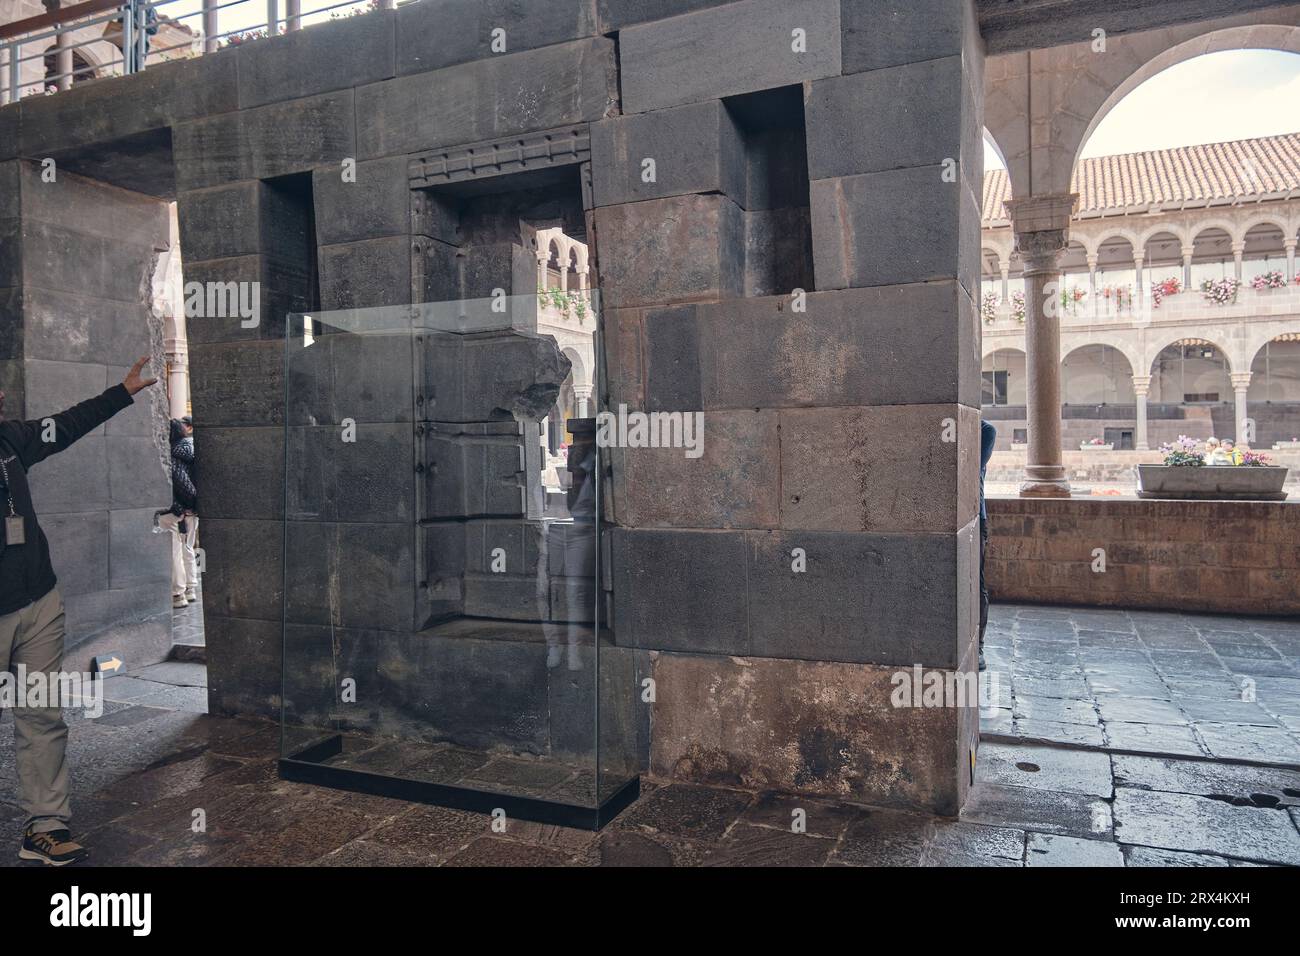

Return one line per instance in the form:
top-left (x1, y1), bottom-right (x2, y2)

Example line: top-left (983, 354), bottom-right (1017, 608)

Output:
top-left (5, 515), bottom-right (24, 546)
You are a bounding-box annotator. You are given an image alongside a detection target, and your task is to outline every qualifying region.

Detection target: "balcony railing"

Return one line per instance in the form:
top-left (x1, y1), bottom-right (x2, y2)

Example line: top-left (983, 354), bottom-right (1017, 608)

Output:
top-left (982, 283), bottom-right (1300, 331)
top-left (0, 0), bottom-right (388, 105)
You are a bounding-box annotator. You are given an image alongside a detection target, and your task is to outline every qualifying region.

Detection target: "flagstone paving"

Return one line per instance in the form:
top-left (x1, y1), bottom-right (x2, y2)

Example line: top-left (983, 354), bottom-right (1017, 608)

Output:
top-left (0, 604), bottom-right (1296, 866)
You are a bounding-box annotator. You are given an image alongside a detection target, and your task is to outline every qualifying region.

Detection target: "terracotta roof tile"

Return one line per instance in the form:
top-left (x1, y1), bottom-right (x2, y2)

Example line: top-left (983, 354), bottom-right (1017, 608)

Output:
top-left (982, 132), bottom-right (1300, 222)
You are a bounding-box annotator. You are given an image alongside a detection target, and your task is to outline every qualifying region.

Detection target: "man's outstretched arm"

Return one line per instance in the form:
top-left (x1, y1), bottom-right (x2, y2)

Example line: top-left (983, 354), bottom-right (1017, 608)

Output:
top-left (9, 356), bottom-right (159, 469)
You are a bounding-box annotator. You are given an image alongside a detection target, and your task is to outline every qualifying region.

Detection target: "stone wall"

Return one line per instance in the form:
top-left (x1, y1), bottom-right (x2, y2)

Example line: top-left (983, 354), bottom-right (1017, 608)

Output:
top-left (0, 162), bottom-right (173, 666)
top-left (0, 0), bottom-right (986, 814)
top-left (987, 497), bottom-right (1300, 616)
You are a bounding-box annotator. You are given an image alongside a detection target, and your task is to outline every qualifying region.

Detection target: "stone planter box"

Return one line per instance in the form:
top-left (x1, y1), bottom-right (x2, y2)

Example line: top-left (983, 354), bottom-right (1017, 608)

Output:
top-left (1273, 441), bottom-right (1300, 450)
top-left (1080, 443), bottom-right (1114, 451)
top-left (1136, 464), bottom-right (1289, 500)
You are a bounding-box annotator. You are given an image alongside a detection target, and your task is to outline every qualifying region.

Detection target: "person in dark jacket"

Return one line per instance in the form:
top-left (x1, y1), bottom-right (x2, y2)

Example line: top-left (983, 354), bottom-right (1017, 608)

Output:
top-left (158, 418), bottom-right (199, 607)
top-left (979, 419), bottom-right (997, 672)
top-left (0, 356), bottom-right (157, 865)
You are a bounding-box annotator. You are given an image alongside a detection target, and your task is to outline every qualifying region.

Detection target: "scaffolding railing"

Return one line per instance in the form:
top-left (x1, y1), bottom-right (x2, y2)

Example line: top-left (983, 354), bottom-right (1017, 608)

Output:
top-left (0, 0), bottom-right (394, 106)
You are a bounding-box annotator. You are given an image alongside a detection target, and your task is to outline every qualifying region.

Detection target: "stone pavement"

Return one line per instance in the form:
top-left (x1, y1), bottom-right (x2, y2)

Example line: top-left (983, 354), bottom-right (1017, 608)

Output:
top-left (980, 604), bottom-right (1300, 766)
top-left (0, 606), bottom-right (1296, 866)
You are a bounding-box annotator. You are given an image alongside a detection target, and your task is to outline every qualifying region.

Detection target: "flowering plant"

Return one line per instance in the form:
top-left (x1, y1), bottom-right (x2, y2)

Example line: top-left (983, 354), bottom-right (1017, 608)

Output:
top-left (1151, 276), bottom-right (1182, 308)
top-left (1085, 437), bottom-right (1106, 446)
top-left (1010, 289), bottom-right (1026, 324)
top-left (1240, 451), bottom-right (1274, 467)
top-left (1100, 284), bottom-right (1133, 311)
top-left (1059, 286), bottom-right (1087, 315)
top-left (1200, 277), bottom-right (1241, 305)
top-left (1251, 270), bottom-right (1286, 291)
top-left (981, 290), bottom-right (1000, 325)
top-left (1159, 435), bottom-right (1204, 467)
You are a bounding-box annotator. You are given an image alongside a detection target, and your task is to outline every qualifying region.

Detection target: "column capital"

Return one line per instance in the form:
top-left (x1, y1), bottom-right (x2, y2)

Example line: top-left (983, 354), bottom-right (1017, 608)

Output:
top-left (1006, 194), bottom-right (1077, 276)
top-left (1230, 371), bottom-right (1253, 390)
top-left (1131, 374), bottom-right (1151, 396)
top-left (1181, 246), bottom-right (1195, 259)
top-left (1231, 243), bottom-right (1246, 257)
top-left (1285, 238), bottom-right (1298, 251)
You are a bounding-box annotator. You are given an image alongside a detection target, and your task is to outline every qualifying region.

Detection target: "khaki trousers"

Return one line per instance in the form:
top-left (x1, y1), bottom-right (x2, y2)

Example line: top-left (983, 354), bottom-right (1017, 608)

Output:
top-left (158, 513), bottom-right (200, 596)
top-left (0, 587), bottom-right (70, 834)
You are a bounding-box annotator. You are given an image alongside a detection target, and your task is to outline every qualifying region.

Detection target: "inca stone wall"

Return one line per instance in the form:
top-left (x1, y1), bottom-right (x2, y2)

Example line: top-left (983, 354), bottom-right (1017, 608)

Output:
top-left (0, 160), bottom-right (173, 664)
top-left (0, 0), bottom-right (985, 813)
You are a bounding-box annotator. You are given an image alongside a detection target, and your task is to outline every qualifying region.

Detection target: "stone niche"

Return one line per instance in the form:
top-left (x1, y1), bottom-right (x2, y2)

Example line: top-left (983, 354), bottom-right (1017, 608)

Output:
top-left (282, 153), bottom-right (638, 801)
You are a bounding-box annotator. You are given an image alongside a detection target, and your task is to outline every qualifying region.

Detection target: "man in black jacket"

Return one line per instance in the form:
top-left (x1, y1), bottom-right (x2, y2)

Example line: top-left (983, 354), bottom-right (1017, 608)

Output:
top-left (0, 356), bottom-right (157, 865)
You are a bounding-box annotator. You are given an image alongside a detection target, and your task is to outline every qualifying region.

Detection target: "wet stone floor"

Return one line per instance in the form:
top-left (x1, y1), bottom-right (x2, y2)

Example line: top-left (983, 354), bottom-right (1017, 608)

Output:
top-left (0, 604), bottom-right (1296, 866)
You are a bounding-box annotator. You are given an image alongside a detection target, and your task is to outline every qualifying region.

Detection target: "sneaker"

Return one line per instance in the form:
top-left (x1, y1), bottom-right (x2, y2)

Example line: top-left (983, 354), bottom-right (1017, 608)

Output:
top-left (172, 594), bottom-right (188, 609)
top-left (978, 649), bottom-right (987, 672)
top-left (19, 829), bottom-right (89, 866)
top-left (184, 589), bottom-right (197, 603)
top-left (546, 646), bottom-right (562, 669)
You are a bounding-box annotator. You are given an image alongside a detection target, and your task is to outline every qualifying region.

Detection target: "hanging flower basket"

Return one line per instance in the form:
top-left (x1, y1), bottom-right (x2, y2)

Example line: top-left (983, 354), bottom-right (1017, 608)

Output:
top-left (1010, 289), bottom-right (1026, 324)
top-left (1151, 276), bottom-right (1182, 308)
top-left (1200, 277), bottom-right (1241, 305)
top-left (1251, 270), bottom-right (1287, 291)
top-left (981, 290), bottom-right (1000, 325)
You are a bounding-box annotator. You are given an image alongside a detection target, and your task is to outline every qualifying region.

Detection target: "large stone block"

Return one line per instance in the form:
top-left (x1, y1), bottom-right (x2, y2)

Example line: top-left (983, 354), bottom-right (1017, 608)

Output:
top-left (329, 330), bottom-right (416, 423)
top-left (779, 404), bottom-right (980, 533)
top-left (0, 107), bottom-right (17, 162)
top-left (16, 164), bottom-right (170, 241)
top-left (285, 423), bottom-right (414, 524)
top-left (354, 38), bottom-right (616, 158)
top-left (810, 168), bottom-right (981, 294)
top-left (619, 0), bottom-right (840, 114)
top-left (282, 519), bottom-right (417, 631)
top-left (200, 518), bottom-right (284, 622)
top-left (40, 510), bottom-right (109, 597)
top-left (649, 652), bottom-right (970, 813)
top-left (19, 221), bottom-right (156, 304)
top-left (313, 156), bottom-right (412, 245)
top-left (182, 255), bottom-right (304, 345)
top-left (206, 616), bottom-right (282, 718)
top-left (596, 0), bottom-right (730, 31)
top-left (592, 194), bottom-right (744, 309)
top-left (590, 101), bottom-right (746, 208)
top-left (177, 183), bottom-right (262, 262)
top-left (613, 525), bottom-right (977, 668)
top-left (108, 507), bottom-right (171, 590)
top-left (745, 526), bottom-right (974, 668)
top-left (424, 422), bottom-right (527, 518)
top-left (22, 360), bottom-right (109, 437)
top-left (198, 426), bottom-right (284, 520)
top-left (612, 528), bottom-right (748, 654)
top-left (19, 52), bottom-right (238, 156)
top-left (236, 10), bottom-right (396, 109)
top-left (630, 284), bottom-right (981, 411)
top-left (107, 436), bottom-right (169, 509)
top-left (173, 90), bottom-right (356, 192)
top-left (841, 0), bottom-right (979, 75)
top-left (609, 408), bottom-right (779, 529)
top-left (19, 288), bottom-right (151, 366)
top-left (397, 0), bottom-right (599, 76)
top-left (743, 206), bottom-right (814, 297)
top-left (805, 57), bottom-right (978, 183)
top-left (189, 340), bottom-right (285, 428)
top-left (423, 330), bottom-right (571, 423)
top-left (318, 236), bottom-right (415, 311)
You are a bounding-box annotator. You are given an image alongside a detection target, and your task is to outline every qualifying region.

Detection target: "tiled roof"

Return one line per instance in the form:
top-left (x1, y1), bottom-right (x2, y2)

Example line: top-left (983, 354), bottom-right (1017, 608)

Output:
top-left (982, 132), bottom-right (1300, 222)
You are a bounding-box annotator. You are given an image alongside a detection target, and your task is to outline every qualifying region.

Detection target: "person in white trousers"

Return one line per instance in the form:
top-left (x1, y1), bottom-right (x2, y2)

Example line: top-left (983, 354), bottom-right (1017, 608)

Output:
top-left (158, 418), bottom-right (198, 607)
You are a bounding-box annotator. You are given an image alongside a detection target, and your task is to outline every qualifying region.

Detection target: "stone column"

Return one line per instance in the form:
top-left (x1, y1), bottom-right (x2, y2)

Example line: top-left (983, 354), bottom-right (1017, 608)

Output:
top-left (1006, 194), bottom-right (1077, 498)
top-left (1133, 251), bottom-right (1145, 307)
top-left (203, 0), bottom-right (219, 53)
top-left (572, 383), bottom-right (593, 417)
top-left (1086, 254), bottom-right (1098, 319)
top-left (1000, 263), bottom-right (1010, 306)
top-left (1231, 371), bottom-right (1252, 445)
top-left (41, 1), bottom-right (73, 92)
top-left (1232, 243), bottom-right (1244, 281)
top-left (287, 0), bottom-right (302, 32)
top-left (1132, 374), bottom-right (1151, 451)
top-left (1182, 245), bottom-right (1194, 290)
top-left (1285, 239), bottom-right (1296, 282)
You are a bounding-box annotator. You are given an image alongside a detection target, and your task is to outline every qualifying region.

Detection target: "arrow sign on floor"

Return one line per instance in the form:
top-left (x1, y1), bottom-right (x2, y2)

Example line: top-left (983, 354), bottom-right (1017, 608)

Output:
top-left (92, 654), bottom-right (125, 677)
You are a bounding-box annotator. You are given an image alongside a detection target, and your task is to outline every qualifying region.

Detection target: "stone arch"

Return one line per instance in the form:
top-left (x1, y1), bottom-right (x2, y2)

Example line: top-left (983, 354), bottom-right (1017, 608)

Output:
top-left (1249, 333), bottom-right (1300, 402)
top-left (1145, 332), bottom-right (1236, 375)
top-left (1190, 218), bottom-right (1244, 248)
top-left (1061, 343), bottom-right (1136, 405)
top-left (1062, 333), bottom-right (1141, 377)
top-left (1138, 222), bottom-right (1189, 252)
top-left (1072, 20), bottom-right (1300, 187)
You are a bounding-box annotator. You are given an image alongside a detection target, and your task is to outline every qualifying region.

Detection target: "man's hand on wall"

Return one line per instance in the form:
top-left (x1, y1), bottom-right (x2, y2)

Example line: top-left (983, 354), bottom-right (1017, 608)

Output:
top-left (123, 356), bottom-right (160, 396)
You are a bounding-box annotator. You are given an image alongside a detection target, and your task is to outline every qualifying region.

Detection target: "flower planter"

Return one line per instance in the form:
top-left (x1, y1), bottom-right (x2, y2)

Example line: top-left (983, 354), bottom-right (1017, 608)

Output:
top-left (1080, 443), bottom-right (1114, 451)
top-left (1136, 464), bottom-right (1289, 501)
top-left (1273, 441), bottom-right (1300, 450)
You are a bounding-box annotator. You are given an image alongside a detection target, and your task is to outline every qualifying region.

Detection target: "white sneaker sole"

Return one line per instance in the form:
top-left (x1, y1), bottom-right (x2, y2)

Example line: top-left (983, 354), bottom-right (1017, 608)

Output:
top-left (18, 848), bottom-right (81, 866)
